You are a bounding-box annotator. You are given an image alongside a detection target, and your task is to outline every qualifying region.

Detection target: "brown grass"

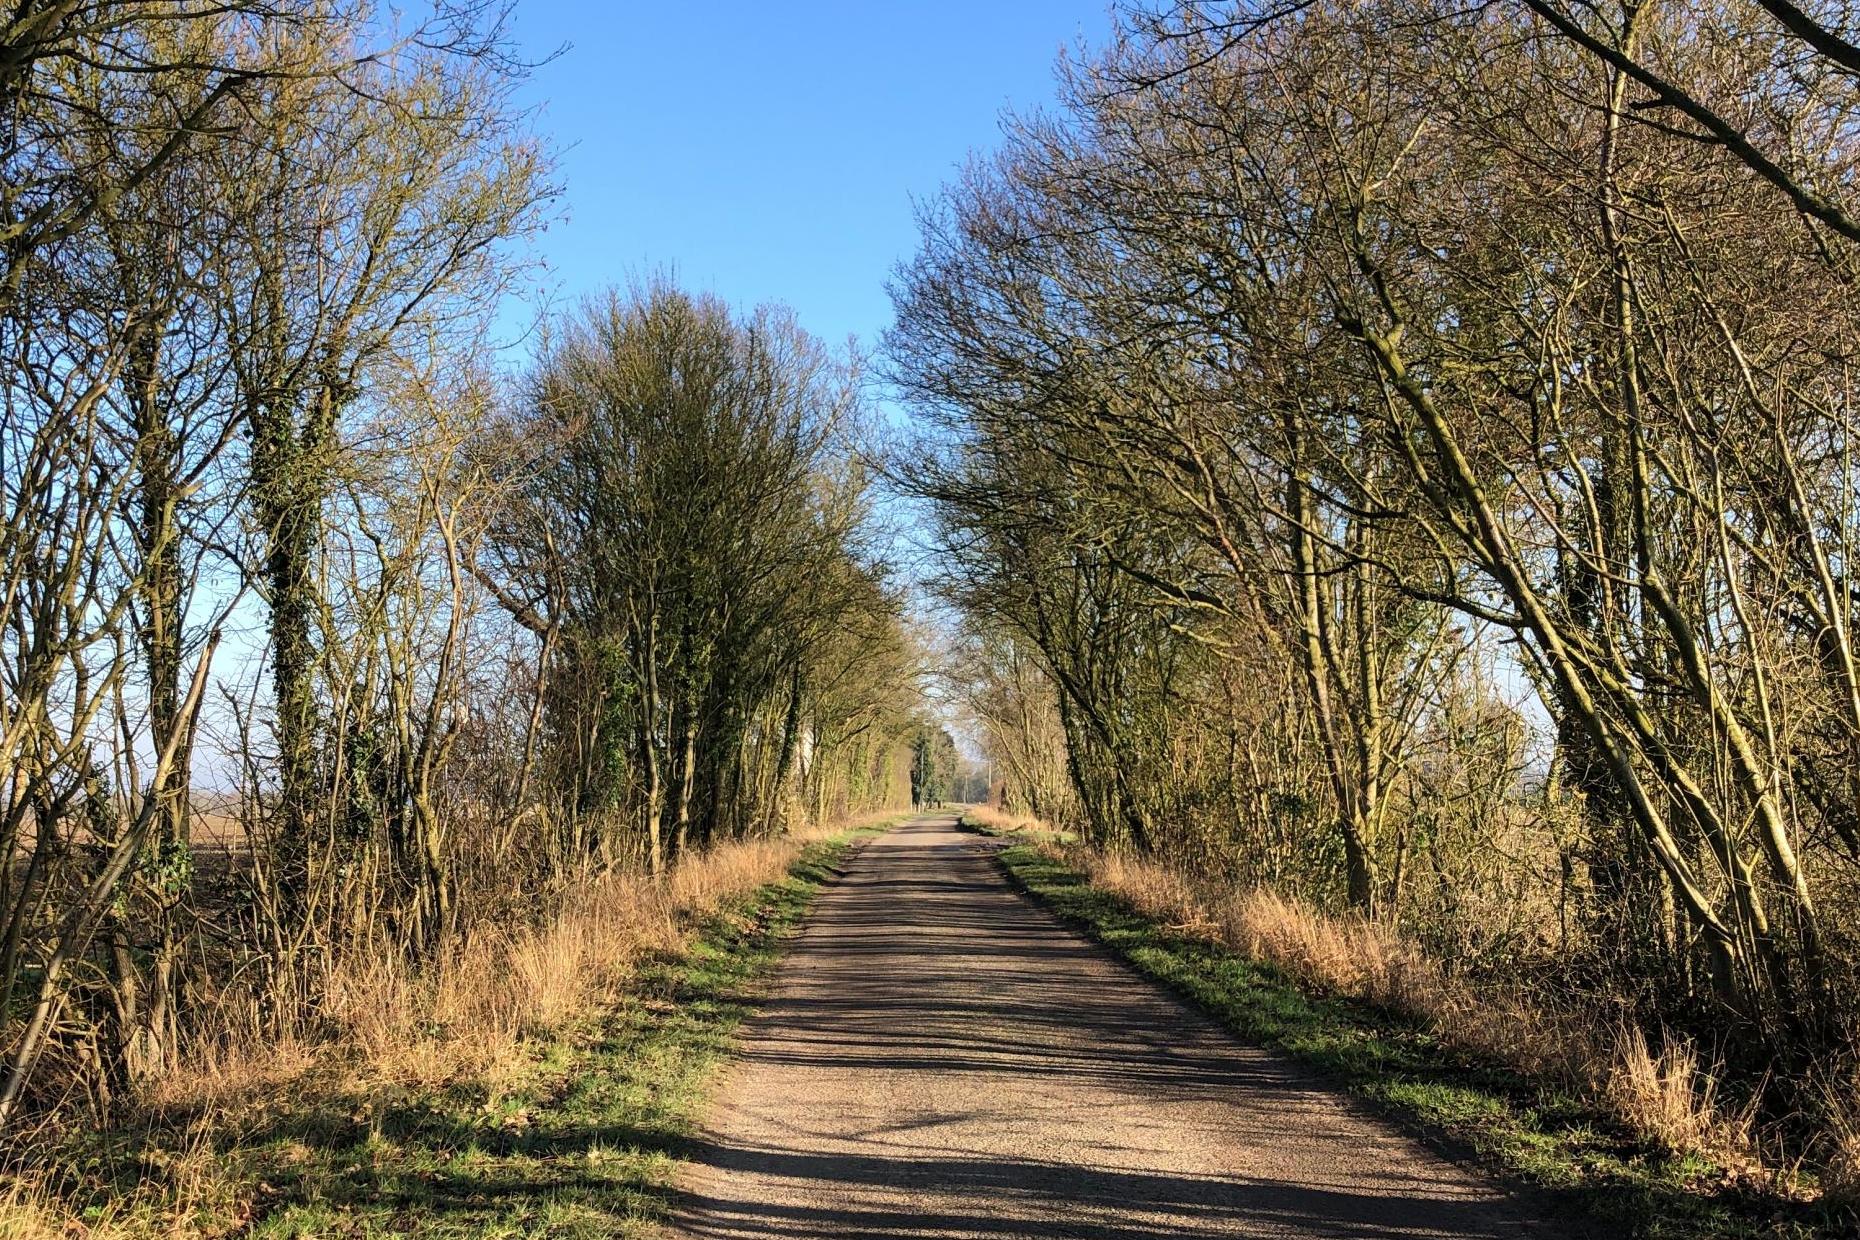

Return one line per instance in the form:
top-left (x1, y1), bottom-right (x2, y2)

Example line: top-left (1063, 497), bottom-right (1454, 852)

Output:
top-left (0, 1121), bottom-right (237, 1240)
top-left (0, 816), bottom-right (899, 1238)
top-left (1816, 1074), bottom-right (1860, 1206)
top-left (788, 806), bottom-right (918, 842)
top-left (1059, 841), bottom-right (1753, 1164)
top-left (1601, 1026), bottom-right (1745, 1156)
top-left (962, 804), bottom-right (1058, 836)
top-left (173, 835), bottom-right (804, 1108)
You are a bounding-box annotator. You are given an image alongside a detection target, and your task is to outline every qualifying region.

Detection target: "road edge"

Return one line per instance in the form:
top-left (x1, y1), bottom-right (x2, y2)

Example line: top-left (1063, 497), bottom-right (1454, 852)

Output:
top-left (976, 824), bottom-right (1832, 1240)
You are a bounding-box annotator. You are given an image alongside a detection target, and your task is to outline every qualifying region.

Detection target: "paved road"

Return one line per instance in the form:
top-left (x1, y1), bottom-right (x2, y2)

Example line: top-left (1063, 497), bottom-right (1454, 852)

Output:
top-left (669, 816), bottom-right (1563, 1239)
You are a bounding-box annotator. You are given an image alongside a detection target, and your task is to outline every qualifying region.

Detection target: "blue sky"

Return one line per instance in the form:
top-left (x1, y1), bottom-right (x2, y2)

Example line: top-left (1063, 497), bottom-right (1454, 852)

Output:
top-left (197, 4), bottom-right (1114, 775)
top-left (501, 1), bottom-right (1114, 354)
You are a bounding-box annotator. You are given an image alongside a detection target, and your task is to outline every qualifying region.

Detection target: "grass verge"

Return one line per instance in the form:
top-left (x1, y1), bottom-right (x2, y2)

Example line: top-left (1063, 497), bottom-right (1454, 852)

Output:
top-left (985, 833), bottom-right (1845, 1240)
top-left (11, 826), bottom-right (889, 1239)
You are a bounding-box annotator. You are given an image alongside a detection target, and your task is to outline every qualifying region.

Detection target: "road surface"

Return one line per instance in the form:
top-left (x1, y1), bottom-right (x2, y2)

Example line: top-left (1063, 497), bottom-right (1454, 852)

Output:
top-left (669, 815), bottom-right (1563, 1239)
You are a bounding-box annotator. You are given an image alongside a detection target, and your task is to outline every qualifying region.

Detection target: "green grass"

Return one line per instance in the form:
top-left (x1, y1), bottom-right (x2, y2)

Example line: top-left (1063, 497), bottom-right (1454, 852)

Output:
top-left (181, 833), bottom-right (872, 1239)
top-left (988, 836), bottom-right (1847, 1240)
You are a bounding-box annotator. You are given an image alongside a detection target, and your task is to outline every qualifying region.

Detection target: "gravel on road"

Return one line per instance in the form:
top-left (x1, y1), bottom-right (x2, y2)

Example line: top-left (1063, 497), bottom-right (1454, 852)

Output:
top-left (669, 815), bottom-right (1567, 1239)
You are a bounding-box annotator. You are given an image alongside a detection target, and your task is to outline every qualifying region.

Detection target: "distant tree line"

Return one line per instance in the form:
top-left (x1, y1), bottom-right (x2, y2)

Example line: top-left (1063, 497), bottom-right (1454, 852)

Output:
top-left (892, 0), bottom-right (1860, 1130)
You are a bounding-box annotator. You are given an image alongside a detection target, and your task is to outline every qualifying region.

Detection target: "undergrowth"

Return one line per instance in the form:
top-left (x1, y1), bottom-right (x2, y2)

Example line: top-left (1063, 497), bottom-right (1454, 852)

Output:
top-left (980, 825), bottom-right (1850, 1239)
top-left (1, 817), bottom-right (901, 1239)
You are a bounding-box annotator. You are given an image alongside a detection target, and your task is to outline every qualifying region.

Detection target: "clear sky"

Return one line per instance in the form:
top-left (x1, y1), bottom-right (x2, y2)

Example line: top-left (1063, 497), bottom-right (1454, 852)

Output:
top-left (500, 1), bottom-right (1114, 354)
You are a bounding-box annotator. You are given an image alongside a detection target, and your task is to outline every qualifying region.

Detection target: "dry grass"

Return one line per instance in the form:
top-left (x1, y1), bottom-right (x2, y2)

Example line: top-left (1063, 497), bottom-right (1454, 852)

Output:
top-left (963, 804), bottom-right (1058, 836)
top-left (0, 1189), bottom-right (119, 1240)
top-left (0, 1124), bottom-right (237, 1240)
top-left (1602, 1026), bottom-right (1744, 1156)
top-left (1060, 841), bottom-right (1752, 1164)
top-left (226, 835), bottom-right (801, 1099)
top-left (788, 806), bottom-right (916, 842)
top-left (0, 825), bottom-right (862, 1238)
top-left (1816, 1075), bottom-right (1860, 1206)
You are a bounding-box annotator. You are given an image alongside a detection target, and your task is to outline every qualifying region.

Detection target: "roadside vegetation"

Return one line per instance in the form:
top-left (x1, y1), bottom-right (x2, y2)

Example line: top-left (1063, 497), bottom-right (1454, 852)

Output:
top-left (1, 816), bottom-right (900, 1237)
top-left (971, 810), bottom-right (1851, 1236)
top-left (898, 0), bottom-right (1860, 1215)
top-left (0, 0), bottom-right (945, 1224)
top-left (12, 0), bottom-right (1860, 1233)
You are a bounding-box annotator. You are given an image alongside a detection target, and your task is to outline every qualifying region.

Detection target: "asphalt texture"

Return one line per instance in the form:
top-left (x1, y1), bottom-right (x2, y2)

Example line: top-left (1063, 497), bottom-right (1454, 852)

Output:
top-left (669, 815), bottom-right (1564, 1239)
